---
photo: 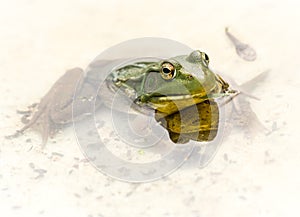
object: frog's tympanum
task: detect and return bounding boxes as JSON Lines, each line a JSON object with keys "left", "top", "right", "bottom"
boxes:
{"left": 13, "top": 50, "right": 240, "bottom": 145}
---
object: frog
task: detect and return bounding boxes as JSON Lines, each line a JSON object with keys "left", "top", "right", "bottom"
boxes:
{"left": 225, "top": 27, "right": 257, "bottom": 61}
{"left": 10, "top": 50, "right": 241, "bottom": 145}
{"left": 101, "top": 50, "right": 235, "bottom": 143}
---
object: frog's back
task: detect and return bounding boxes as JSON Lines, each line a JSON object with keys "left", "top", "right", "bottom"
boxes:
{"left": 111, "top": 62, "right": 155, "bottom": 82}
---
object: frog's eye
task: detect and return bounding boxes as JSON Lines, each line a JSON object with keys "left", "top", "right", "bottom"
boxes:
{"left": 160, "top": 62, "right": 176, "bottom": 80}
{"left": 201, "top": 52, "right": 210, "bottom": 67}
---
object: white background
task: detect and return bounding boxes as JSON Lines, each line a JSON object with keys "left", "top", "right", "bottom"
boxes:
{"left": 1, "top": 0, "right": 299, "bottom": 217}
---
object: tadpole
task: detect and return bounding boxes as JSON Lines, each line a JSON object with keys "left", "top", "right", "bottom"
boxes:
{"left": 225, "top": 27, "right": 257, "bottom": 61}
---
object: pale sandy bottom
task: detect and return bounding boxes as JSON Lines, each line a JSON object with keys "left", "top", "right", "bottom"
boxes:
{"left": 1, "top": 1, "right": 300, "bottom": 217}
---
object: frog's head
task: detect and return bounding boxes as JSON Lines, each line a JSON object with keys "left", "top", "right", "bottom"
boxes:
{"left": 136, "top": 50, "right": 224, "bottom": 114}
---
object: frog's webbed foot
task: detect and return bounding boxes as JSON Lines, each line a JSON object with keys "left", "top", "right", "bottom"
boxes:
{"left": 20, "top": 111, "right": 60, "bottom": 147}
{"left": 8, "top": 68, "right": 84, "bottom": 146}
{"left": 232, "top": 95, "right": 269, "bottom": 137}
{"left": 5, "top": 130, "right": 24, "bottom": 139}
{"left": 6, "top": 110, "right": 52, "bottom": 147}
{"left": 229, "top": 71, "right": 271, "bottom": 137}
{"left": 6, "top": 103, "right": 45, "bottom": 140}
{"left": 16, "top": 103, "right": 39, "bottom": 124}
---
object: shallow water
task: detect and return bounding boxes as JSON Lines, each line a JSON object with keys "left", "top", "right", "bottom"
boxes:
{"left": 1, "top": 1, "right": 299, "bottom": 217}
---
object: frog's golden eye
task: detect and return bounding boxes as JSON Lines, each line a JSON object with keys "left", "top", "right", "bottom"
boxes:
{"left": 160, "top": 62, "right": 176, "bottom": 80}
{"left": 201, "top": 52, "right": 210, "bottom": 66}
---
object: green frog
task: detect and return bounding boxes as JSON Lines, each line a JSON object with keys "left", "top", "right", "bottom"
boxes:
{"left": 11, "top": 50, "right": 237, "bottom": 145}
{"left": 102, "top": 50, "right": 236, "bottom": 143}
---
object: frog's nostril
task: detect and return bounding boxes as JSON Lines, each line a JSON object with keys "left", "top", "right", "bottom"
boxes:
{"left": 134, "top": 96, "right": 144, "bottom": 105}
{"left": 134, "top": 98, "right": 141, "bottom": 104}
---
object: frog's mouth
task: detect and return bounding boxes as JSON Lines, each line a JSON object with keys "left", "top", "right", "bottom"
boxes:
{"left": 134, "top": 90, "right": 234, "bottom": 113}
{"left": 134, "top": 92, "right": 212, "bottom": 112}
{"left": 136, "top": 91, "right": 210, "bottom": 104}
{"left": 148, "top": 94, "right": 201, "bottom": 102}
{"left": 134, "top": 93, "right": 211, "bottom": 115}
